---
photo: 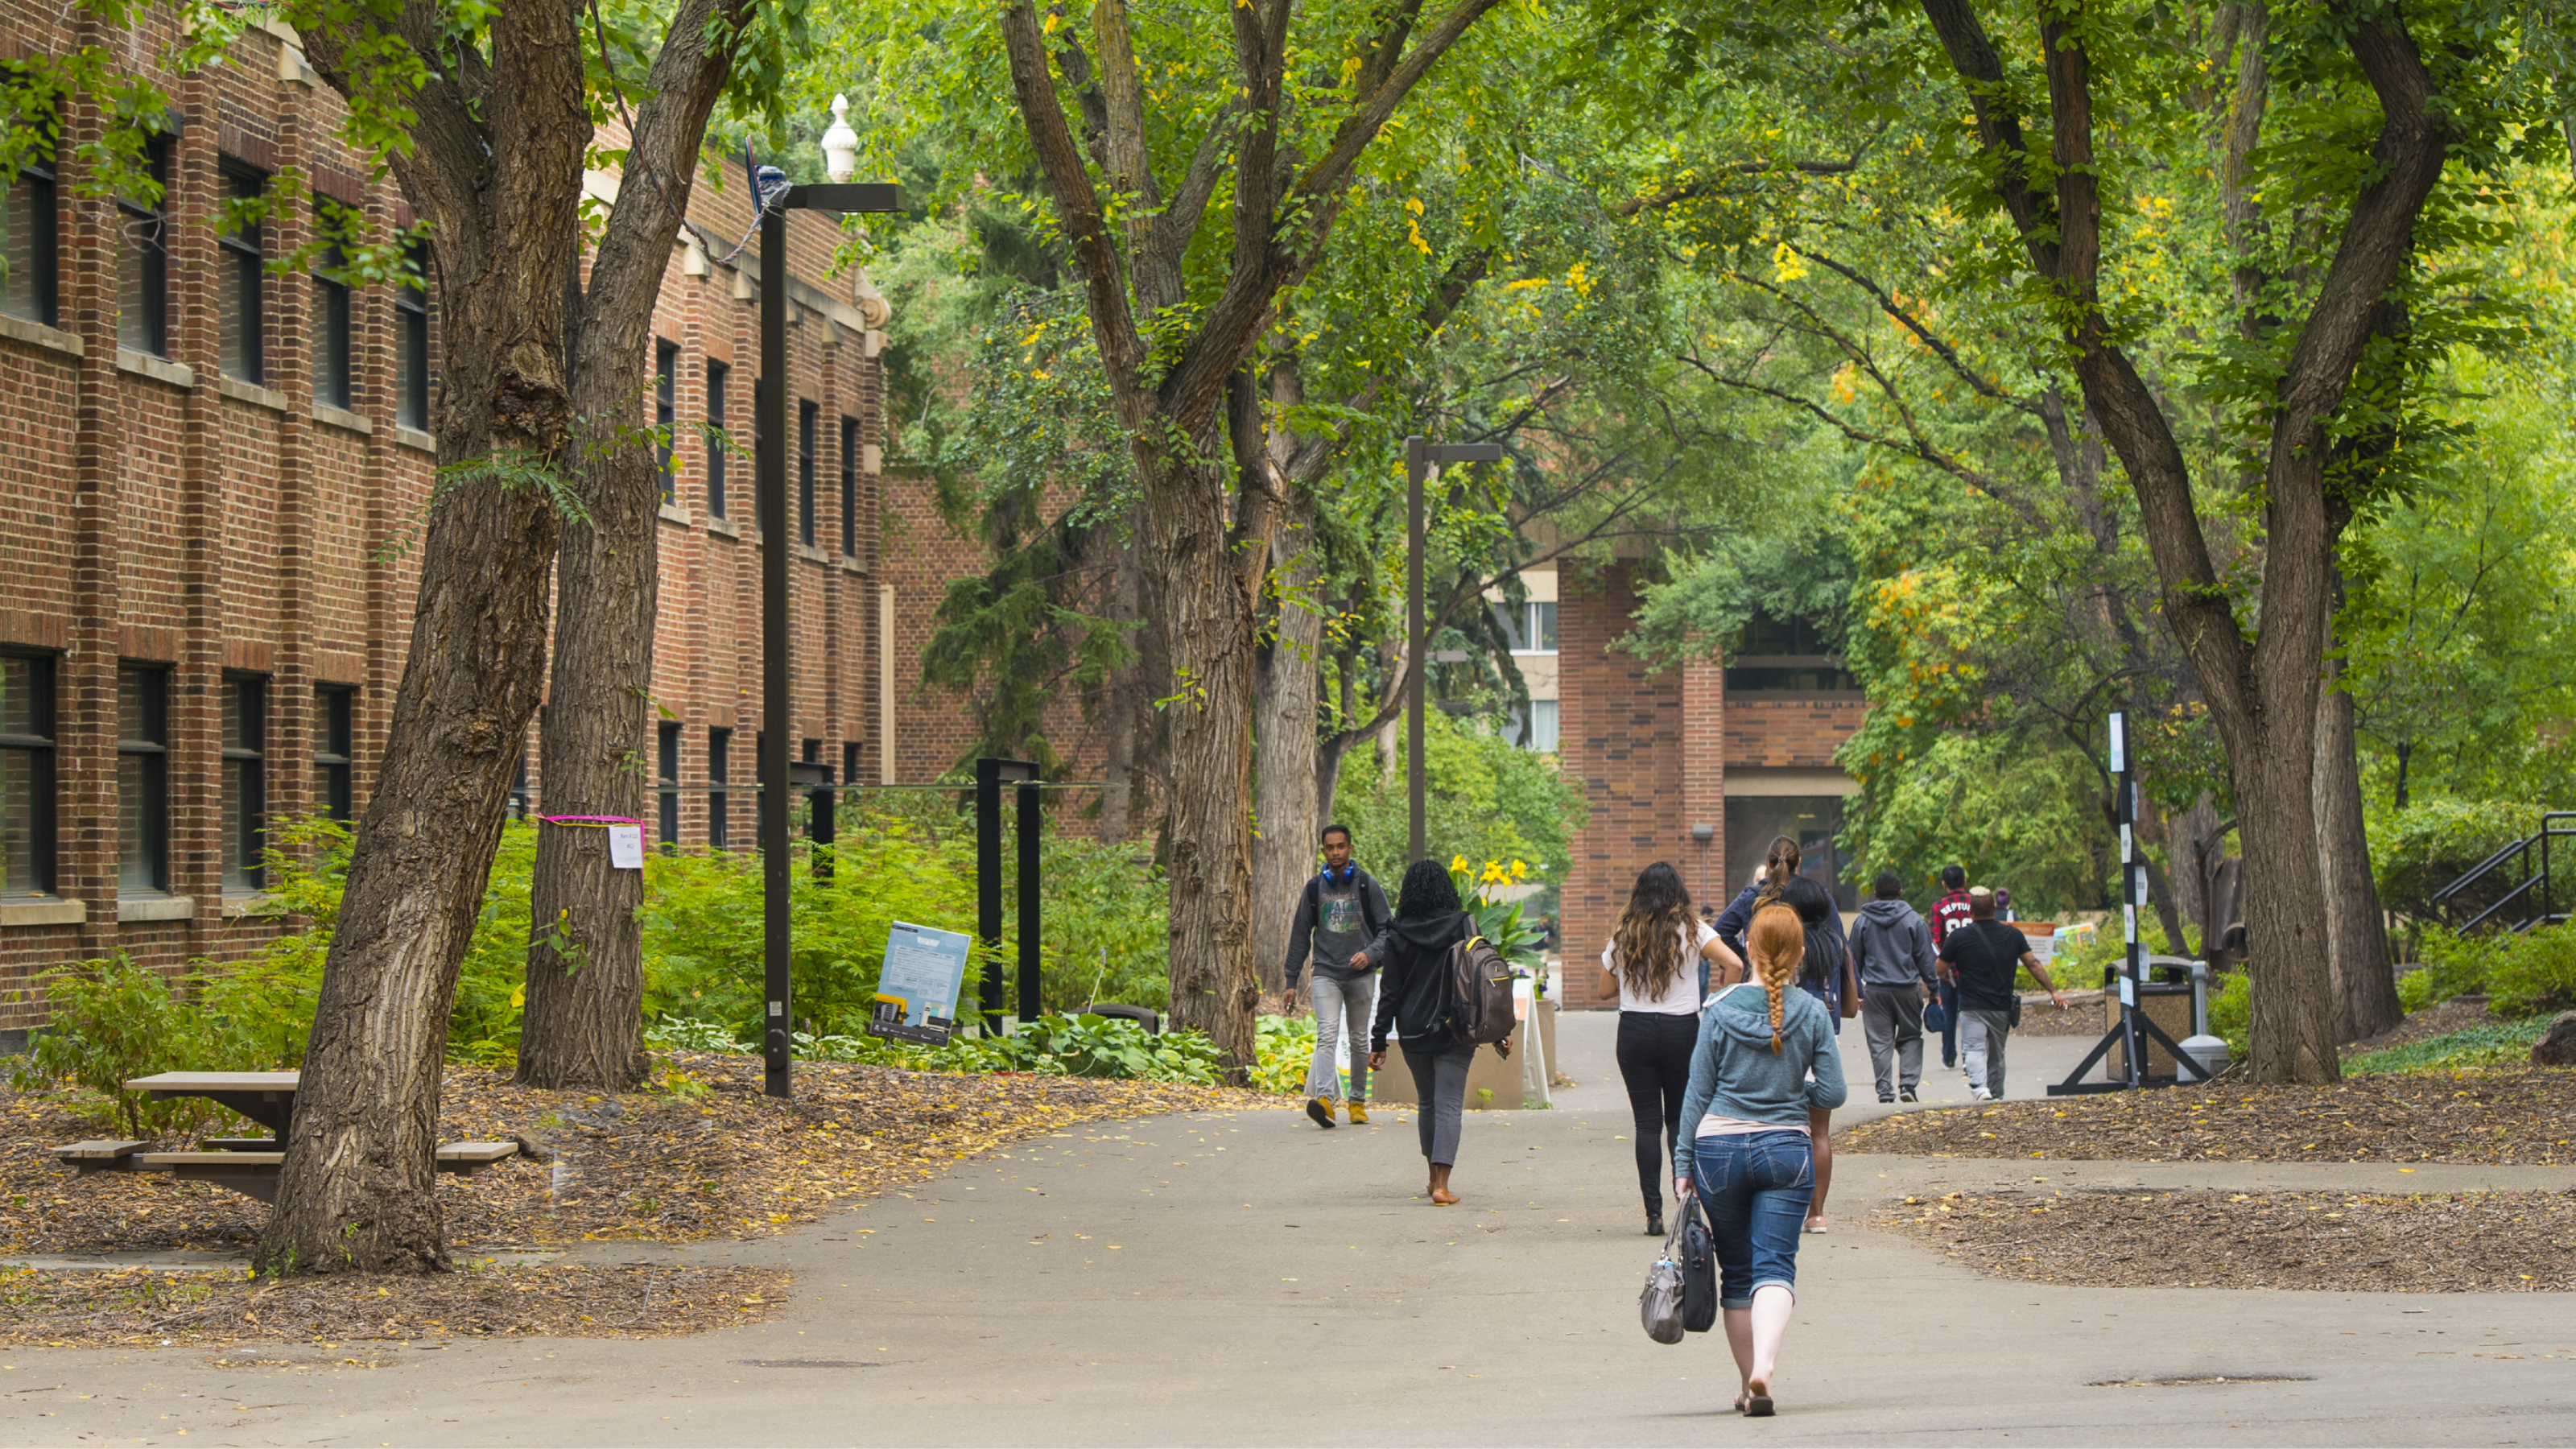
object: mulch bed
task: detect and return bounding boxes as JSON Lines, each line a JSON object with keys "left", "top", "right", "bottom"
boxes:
{"left": 2010, "top": 991, "right": 2115, "bottom": 1037}
{"left": 1875, "top": 1187, "right": 2576, "bottom": 1293}
{"left": 0, "top": 1262, "right": 793, "bottom": 1347}
{"left": 3, "top": 1052, "right": 1284, "bottom": 1259}
{"left": 1834, "top": 1067, "right": 2576, "bottom": 1164}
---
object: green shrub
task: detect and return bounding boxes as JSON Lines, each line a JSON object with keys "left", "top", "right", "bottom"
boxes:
{"left": 2347, "top": 1016, "right": 2557, "bottom": 1075}
{"left": 9, "top": 956, "right": 246, "bottom": 1137}
{"left": 2372, "top": 798, "right": 2540, "bottom": 926}
{"left": 1037, "top": 837, "right": 1169, "bottom": 1013}
{"left": 2208, "top": 969, "right": 2252, "bottom": 1061}
{"left": 2404, "top": 923, "right": 2576, "bottom": 1017}
{"left": 1253, "top": 1013, "right": 1317, "bottom": 1094}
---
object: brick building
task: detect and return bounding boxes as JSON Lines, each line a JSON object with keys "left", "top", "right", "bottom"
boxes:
{"left": 1550, "top": 559, "right": 1866, "bottom": 1010}
{"left": 0, "top": 11, "right": 1010, "bottom": 1040}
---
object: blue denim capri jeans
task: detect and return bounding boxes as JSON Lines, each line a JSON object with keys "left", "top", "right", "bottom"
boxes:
{"left": 1689, "top": 1130, "right": 1815, "bottom": 1309}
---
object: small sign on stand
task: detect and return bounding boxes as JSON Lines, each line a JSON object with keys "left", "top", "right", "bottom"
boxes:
{"left": 868, "top": 921, "right": 972, "bottom": 1046}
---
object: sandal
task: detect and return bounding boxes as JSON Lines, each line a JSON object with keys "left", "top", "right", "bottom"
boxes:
{"left": 1744, "top": 1377, "right": 1775, "bottom": 1418}
{"left": 1803, "top": 1216, "right": 1829, "bottom": 1234}
{"left": 1430, "top": 1187, "right": 1459, "bottom": 1206}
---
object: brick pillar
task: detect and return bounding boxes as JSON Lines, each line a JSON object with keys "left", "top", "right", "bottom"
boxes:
{"left": 64, "top": 76, "right": 122, "bottom": 958}
{"left": 171, "top": 72, "right": 225, "bottom": 955}
{"left": 1682, "top": 653, "right": 1726, "bottom": 917}
{"left": 1557, "top": 560, "right": 1683, "bottom": 1009}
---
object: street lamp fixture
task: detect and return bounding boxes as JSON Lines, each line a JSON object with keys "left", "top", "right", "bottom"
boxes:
{"left": 1402, "top": 436, "right": 1507, "bottom": 864}
{"left": 756, "top": 131, "right": 904, "bottom": 1100}
{"left": 820, "top": 95, "right": 859, "bottom": 185}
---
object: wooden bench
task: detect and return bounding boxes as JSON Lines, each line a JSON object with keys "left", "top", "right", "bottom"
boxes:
{"left": 52, "top": 1138, "right": 519, "bottom": 1204}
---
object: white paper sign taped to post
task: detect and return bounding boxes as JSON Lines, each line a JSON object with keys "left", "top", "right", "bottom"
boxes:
{"left": 868, "top": 921, "right": 973, "bottom": 1045}
{"left": 607, "top": 824, "right": 645, "bottom": 869}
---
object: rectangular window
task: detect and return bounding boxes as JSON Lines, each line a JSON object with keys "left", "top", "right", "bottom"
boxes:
{"left": 842, "top": 740, "right": 860, "bottom": 798}
{"left": 707, "top": 727, "right": 730, "bottom": 850}
{"left": 840, "top": 416, "right": 860, "bottom": 557}
{"left": 117, "top": 664, "right": 169, "bottom": 893}
{"left": 705, "top": 361, "right": 729, "bottom": 519}
{"left": 394, "top": 241, "right": 430, "bottom": 428}
{"left": 657, "top": 720, "right": 680, "bottom": 848}
{"left": 1530, "top": 601, "right": 1558, "bottom": 652}
{"left": 117, "top": 135, "right": 171, "bottom": 356}
{"left": 1494, "top": 601, "right": 1558, "bottom": 654}
{"left": 314, "top": 685, "right": 353, "bottom": 824}
{"left": 3, "top": 146, "right": 59, "bottom": 326}
{"left": 1724, "top": 795, "right": 1853, "bottom": 911}
{"left": 655, "top": 340, "right": 679, "bottom": 506}
{"left": 798, "top": 398, "right": 818, "bottom": 547}
{"left": 311, "top": 204, "right": 353, "bottom": 407}
{"left": 217, "top": 166, "right": 264, "bottom": 383}
{"left": 221, "top": 676, "right": 267, "bottom": 891}
{"left": 0, "top": 652, "right": 56, "bottom": 895}
{"left": 1724, "top": 611, "right": 1858, "bottom": 693}
{"left": 1509, "top": 699, "right": 1560, "bottom": 753}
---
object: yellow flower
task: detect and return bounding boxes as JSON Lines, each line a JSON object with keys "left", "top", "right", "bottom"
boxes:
{"left": 1509, "top": 859, "right": 1528, "bottom": 879}
{"left": 1451, "top": 854, "right": 1468, "bottom": 873}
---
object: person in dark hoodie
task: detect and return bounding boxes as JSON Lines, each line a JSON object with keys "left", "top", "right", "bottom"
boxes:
{"left": 1674, "top": 902, "right": 1847, "bottom": 1417}
{"left": 1364, "top": 859, "right": 1508, "bottom": 1207}
{"left": 1775, "top": 873, "right": 1852, "bottom": 1232}
{"left": 1852, "top": 871, "right": 1938, "bottom": 1104}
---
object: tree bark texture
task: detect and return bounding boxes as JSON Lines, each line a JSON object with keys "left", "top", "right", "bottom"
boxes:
{"left": 995, "top": 0, "right": 1499, "bottom": 1075}
{"left": 1096, "top": 512, "right": 1143, "bottom": 845}
{"left": 520, "top": 0, "right": 753, "bottom": 1092}
{"left": 1919, "top": 0, "right": 2450, "bottom": 1082}
{"left": 258, "top": 0, "right": 591, "bottom": 1274}
{"left": 1251, "top": 484, "right": 1323, "bottom": 998}
{"left": 2318, "top": 600, "right": 2400, "bottom": 1041}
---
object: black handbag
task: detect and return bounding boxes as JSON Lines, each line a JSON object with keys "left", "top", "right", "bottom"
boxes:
{"left": 2008, "top": 993, "right": 2024, "bottom": 1029}
{"left": 1678, "top": 1196, "right": 1718, "bottom": 1333}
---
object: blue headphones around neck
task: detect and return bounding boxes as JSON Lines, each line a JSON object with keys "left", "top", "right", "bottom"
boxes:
{"left": 1321, "top": 861, "right": 1356, "bottom": 886}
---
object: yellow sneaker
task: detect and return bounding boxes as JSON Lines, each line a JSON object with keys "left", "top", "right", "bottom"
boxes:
{"left": 1346, "top": 1100, "right": 1369, "bottom": 1125}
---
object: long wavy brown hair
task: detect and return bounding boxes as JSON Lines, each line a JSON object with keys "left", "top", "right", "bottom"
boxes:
{"left": 1609, "top": 862, "right": 1694, "bottom": 1001}
{"left": 1745, "top": 903, "right": 1806, "bottom": 1055}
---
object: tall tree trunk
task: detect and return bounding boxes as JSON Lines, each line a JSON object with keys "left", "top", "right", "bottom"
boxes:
{"left": 2318, "top": 589, "right": 2400, "bottom": 1041}
{"left": 519, "top": 9, "right": 750, "bottom": 1090}
{"left": 1251, "top": 485, "right": 1323, "bottom": 998}
{"left": 1098, "top": 512, "right": 1142, "bottom": 844}
{"left": 258, "top": 0, "right": 591, "bottom": 1275}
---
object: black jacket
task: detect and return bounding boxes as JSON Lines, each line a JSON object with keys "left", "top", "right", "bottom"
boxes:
{"left": 1366, "top": 909, "right": 1475, "bottom": 1051}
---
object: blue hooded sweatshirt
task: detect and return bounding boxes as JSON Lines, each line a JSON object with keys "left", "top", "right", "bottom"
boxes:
{"left": 1674, "top": 981, "right": 1847, "bottom": 1137}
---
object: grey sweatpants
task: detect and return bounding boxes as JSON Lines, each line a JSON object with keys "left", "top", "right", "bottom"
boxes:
{"left": 1861, "top": 986, "right": 1926, "bottom": 1100}
{"left": 1404, "top": 1041, "right": 1476, "bottom": 1166}
{"left": 1305, "top": 974, "right": 1375, "bottom": 1102}
{"left": 1960, "top": 1008, "right": 2011, "bottom": 1098}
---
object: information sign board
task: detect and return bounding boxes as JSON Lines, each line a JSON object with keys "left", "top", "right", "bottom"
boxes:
{"left": 867, "top": 921, "right": 973, "bottom": 1045}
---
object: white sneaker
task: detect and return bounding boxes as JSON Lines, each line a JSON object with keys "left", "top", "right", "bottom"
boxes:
{"left": 1971, "top": 1088, "right": 1994, "bottom": 1102}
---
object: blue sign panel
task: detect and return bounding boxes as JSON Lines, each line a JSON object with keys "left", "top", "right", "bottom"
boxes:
{"left": 869, "top": 921, "right": 973, "bottom": 1045}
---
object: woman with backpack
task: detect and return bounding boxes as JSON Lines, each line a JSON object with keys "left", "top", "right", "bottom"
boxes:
{"left": 1776, "top": 873, "right": 1856, "bottom": 1233}
{"left": 1365, "top": 859, "right": 1509, "bottom": 1206}
{"left": 1674, "top": 902, "right": 1847, "bottom": 1417}
{"left": 1599, "top": 862, "right": 1743, "bottom": 1236}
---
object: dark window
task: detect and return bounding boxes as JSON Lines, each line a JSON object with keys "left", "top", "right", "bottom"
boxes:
{"left": 394, "top": 241, "right": 430, "bottom": 428}
{"left": 842, "top": 740, "right": 861, "bottom": 795}
{"left": 1724, "top": 795, "right": 1853, "bottom": 911}
{"left": 656, "top": 720, "right": 680, "bottom": 848}
{"left": 798, "top": 398, "right": 818, "bottom": 547}
{"left": 840, "top": 416, "right": 859, "bottom": 557}
{"left": 1725, "top": 610, "right": 1858, "bottom": 693}
{"left": 221, "top": 676, "right": 267, "bottom": 891}
{"left": 117, "top": 664, "right": 169, "bottom": 893}
{"left": 507, "top": 750, "right": 530, "bottom": 819}
{"left": 705, "top": 361, "right": 729, "bottom": 518}
{"left": 655, "top": 340, "right": 679, "bottom": 506}
{"left": 3, "top": 142, "right": 59, "bottom": 326}
{"left": 218, "top": 165, "right": 264, "bottom": 383}
{"left": 314, "top": 685, "right": 354, "bottom": 824}
{"left": 707, "top": 727, "right": 730, "bottom": 849}
{"left": 0, "top": 651, "right": 56, "bottom": 894}
{"left": 117, "top": 134, "right": 171, "bottom": 356}
{"left": 312, "top": 204, "right": 353, "bottom": 407}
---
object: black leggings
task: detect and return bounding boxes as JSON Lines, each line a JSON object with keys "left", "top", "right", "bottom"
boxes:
{"left": 1616, "top": 1011, "right": 1699, "bottom": 1220}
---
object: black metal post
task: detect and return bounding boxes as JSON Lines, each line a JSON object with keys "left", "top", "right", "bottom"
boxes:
{"left": 2116, "top": 745, "right": 2145, "bottom": 1088}
{"left": 1018, "top": 779, "right": 1042, "bottom": 1022}
{"left": 1405, "top": 436, "right": 1426, "bottom": 863}
{"left": 976, "top": 758, "right": 1005, "bottom": 1035}
{"left": 751, "top": 172, "right": 906, "bottom": 1098}
{"left": 759, "top": 199, "right": 791, "bottom": 1099}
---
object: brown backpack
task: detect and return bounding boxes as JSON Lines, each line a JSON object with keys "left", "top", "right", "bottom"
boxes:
{"left": 1440, "top": 935, "right": 1519, "bottom": 1046}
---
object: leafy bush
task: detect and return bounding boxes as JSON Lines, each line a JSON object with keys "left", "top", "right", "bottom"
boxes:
{"left": 659, "top": 1011, "right": 1227, "bottom": 1084}
{"left": 1333, "top": 711, "right": 1587, "bottom": 890}
{"left": 2208, "top": 969, "right": 2252, "bottom": 1061}
{"left": 1253, "top": 1013, "right": 1318, "bottom": 1094}
{"left": 1036, "top": 836, "right": 1169, "bottom": 1013}
{"left": 2346, "top": 1016, "right": 2558, "bottom": 1075}
{"left": 2401, "top": 923, "right": 2576, "bottom": 1017}
{"left": 2372, "top": 798, "right": 2541, "bottom": 927}
{"left": 9, "top": 956, "right": 249, "bottom": 1137}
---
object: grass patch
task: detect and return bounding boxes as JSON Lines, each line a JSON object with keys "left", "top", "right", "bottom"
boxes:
{"left": 2345, "top": 1016, "right": 2555, "bottom": 1075}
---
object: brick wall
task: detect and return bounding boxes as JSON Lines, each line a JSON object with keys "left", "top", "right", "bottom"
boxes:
{"left": 1722, "top": 696, "right": 1867, "bottom": 769}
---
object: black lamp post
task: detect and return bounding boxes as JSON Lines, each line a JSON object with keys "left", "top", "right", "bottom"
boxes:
{"left": 756, "top": 132, "right": 902, "bottom": 1100}
{"left": 1402, "top": 436, "right": 1506, "bottom": 863}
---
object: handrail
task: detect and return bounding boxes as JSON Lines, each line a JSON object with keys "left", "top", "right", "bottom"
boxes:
{"left": 2430, "top": 811, "right": 2576, "bottom": 935}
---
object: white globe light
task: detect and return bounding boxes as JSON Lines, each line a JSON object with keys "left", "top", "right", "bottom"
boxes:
{"left": 821, "top": 93, "right": 859, "bottom": 185}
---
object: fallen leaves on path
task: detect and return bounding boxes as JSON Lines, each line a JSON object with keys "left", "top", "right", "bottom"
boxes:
{"left": 1835, "top": 1067, "right": 2576, "bottom": 1164}
{"left": 2, "top": 1053, "right": 1287, "bottom": 1258}
{"left": 0, "top": 1262, "right": 791, "bottom": 1347}
{"left": 1876, "top": 1187, "right": 2576, "bottom": 1294}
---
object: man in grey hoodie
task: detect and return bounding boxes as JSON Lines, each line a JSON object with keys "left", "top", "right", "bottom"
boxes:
{"left": 1852, "top": 872, "right": 1938, "bottom": 1104}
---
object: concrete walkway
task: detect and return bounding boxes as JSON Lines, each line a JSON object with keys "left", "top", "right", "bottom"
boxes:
{"left": 8, "top": 1012, "right": 2571, "bottom": 1447}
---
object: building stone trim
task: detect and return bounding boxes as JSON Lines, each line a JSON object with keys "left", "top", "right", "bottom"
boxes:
{"left": 0, "top": 898, "right": 86, "bottom": 929}
{"left": 312, "top": 402, "right": 374, "bottom": 436}
{"left": 118, "top": 896, "right": 196, "bottom": 923}
{"left": 217, "top": 374, "right": 288, "bottom": 411}
{"left": 658, "top": 502, "right": 693, "bottom": 526}
{"left": 115, "top": 349, "right": 196, "bottom": 389}
{"left": 394, "top": 425, "right": 436, "bottom": 453}
{"left": 0, "top": 312, "right": 83, "bottom": 357}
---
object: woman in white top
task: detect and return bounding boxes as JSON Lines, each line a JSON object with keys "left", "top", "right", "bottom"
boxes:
{"left": 1600, "top": 861, "right": 1743, "bottom": 1235}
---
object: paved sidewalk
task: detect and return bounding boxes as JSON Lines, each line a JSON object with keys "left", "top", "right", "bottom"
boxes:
{"left": 9, "top": 1012, "right": 2571, "bottom": 1446}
